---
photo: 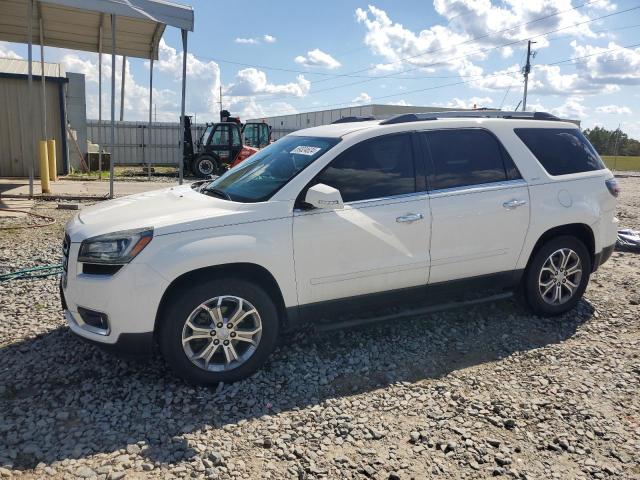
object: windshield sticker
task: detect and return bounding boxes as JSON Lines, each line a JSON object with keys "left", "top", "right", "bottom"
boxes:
{"left": 290, "top": 145, "right": 321, "bottom": 156}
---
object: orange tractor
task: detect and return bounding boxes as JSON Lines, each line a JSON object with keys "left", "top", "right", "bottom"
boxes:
{"left": 183, "top": 110, "right": 271, "bottom": 178}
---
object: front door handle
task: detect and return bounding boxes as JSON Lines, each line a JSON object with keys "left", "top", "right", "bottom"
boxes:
{"left": 396, "top": 213, "right": 424, "bottom": 223}
{"left": 503, "top": 199, "right": 527, "bottom": 210}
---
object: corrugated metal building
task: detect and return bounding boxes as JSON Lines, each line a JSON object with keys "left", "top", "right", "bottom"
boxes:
{"left": 0, "top": 58, "right": 69, "bottom": 177}
{"left": 247, "top": 104, "right": 483, "bottom": 140}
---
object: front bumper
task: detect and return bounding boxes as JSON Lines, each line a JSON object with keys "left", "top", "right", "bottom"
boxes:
{"left": 60, "top": 242, "right": 168, "bottom": 352}
{"left": 61, "top": 283, "right": 154, "bottom": 355}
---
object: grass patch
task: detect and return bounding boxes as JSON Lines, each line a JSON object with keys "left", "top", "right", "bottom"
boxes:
{"left": 64, "top": 165, "right": 179, "bottom": 181}
{"left": 602, "top": 155, "right": 640, "bottom": 172}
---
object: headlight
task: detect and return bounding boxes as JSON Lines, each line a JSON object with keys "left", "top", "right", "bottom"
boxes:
{"left": 78, "top": 228, "right": 153, "bottom": 264}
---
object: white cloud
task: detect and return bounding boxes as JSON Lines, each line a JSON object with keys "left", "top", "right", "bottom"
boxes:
{"left": 0, "top": 41, "right": 21, "bottom": 59}
{"left": 446, "top": 96, "right": 494, "bottom": 109}
{"left": 55, "top": 39, "right": 220, "bottom": 122}
{"left": 596, "top": 104, "right": 632, "bottom": 114}
{"left": 263, "top": 34, "right": 277, "bottom": 43}
{"left": 433, "top": 0, "right": 615, "bottom": 48}
{"left": 226, "top": 68, "right": 310, "bottom": 97}
{"left": 235, "top": 37, "right": 259, "bottom": 45}
{"left": 386, "top": 99, "right": 410, "bottom": 106}
{"left": 467, "top": 41, "right": 640, "bottom": 96}
{"left": 571, "top": 41, "right": 640, "bottom": 86}
{"left": 352, "top": 92, "right": 372, "bottom": 104}
{"left": 294, "top": 49, "right": 341, "bottom": 69}
{"left": 228, "top": 98, "right": 297, "bottom": 119}
{"left": 550, "top": 96, "right": 587, "bottom": 119}
{"left": 354, "top": 2, "right": 616, "bottom": 77}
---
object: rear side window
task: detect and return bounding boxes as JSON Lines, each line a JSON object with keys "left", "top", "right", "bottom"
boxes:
{"left": 423, "top": 129, "right": 514, "bottom": 190}
{"left": 514, "top": 128, "right": 605, "bottom": 176}
{"left": 315, "top": 133, "right": 416, "bottom": 202}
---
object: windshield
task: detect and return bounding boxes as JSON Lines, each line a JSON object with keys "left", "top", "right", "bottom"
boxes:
{"left": 204, "top": 136, "right": 340, "bottom": 202}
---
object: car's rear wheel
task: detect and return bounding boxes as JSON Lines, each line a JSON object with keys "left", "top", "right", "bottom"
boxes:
{"left": 159, "top": 278, "right": 279, "bottom": 385}
{"left": 522, "top": 236, "right": 591, "bottom": 316}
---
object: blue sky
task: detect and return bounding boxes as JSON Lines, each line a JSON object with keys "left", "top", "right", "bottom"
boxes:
{"left": 2, "top": 0, "right": 639, "bottom": 136}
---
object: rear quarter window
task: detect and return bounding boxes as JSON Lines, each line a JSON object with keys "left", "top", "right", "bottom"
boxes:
{"left": 514, "top": 128, "right": 605, "bottom": 176}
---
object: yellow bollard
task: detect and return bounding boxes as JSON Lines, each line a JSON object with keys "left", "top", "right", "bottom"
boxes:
{"left": 47, "top": 139, "right": 57, "bottom": 181}
{"left": 39, "top": 140, "right": 51, "bottom": 194}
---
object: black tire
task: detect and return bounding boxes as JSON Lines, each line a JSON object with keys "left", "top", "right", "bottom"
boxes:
{"left": 159, "top": 278, "right": 280, "bottom": 385}
{"left": 193, "top": 155, "right": 219, "bottom": 178}
{"left": 522, "top": 235, "right": 591, "bottom": 317}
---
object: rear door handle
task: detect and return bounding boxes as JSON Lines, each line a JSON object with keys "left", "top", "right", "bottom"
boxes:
{"left": 396, "top": 213, "right": 424, "bottom": 223}
{"left": 503, "top": 199, "right": 527, "bottom": 210}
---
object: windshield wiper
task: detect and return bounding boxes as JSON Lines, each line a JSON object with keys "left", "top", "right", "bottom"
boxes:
{"left": 204, "top": 188, "right": 232, "bottom": 201}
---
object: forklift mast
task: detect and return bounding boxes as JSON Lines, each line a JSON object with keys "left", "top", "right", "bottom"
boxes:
{"left": 183, "top": 115, "right": 194, "bottom": 158}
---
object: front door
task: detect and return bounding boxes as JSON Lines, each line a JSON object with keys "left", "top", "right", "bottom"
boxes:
{"left": 293, "top": 133, "right": 431, "bottom": 306}
{"left": 419, "top": 128, "right": 530, "bottom": 284}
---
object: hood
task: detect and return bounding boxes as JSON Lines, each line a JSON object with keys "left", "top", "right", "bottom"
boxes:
{"left": 65, "top": 185, "right": 280, "bottom": 242}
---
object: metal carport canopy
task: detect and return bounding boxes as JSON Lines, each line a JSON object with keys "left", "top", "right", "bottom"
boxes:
{"left": 0, "top": 0, "right": 193, "bottom": 197}
{"left": 0, "top": 0, "right": 194, "bottom": 59}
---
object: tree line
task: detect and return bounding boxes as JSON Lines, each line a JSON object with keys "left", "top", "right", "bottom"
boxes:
{"left": 583, "top": 126, "right": 640, "bottom": 157}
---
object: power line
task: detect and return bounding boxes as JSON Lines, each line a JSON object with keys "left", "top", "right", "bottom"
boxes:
{"left": 303, "top": 5, "right": 640, "bottom": 94}
{"left": 233, "top": 6, "right": 639, "bottom": 106}
{"left": 310, "top": 0, "right": 609, "bottom": 85}
{"left": 253, "top": 40, "right": 640, "bottom": 118}
{"left": 193, "top": 0, "right": 610, "bottom": 87}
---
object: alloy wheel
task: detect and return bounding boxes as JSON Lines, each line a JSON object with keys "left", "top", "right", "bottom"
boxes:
{"left": 181, "top": 296, "right": 262, "bottom": 372}
{"left": 538, "top": 248, "right": 583, "bottom": 305}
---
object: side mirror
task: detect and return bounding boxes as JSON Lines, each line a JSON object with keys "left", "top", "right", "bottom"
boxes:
{"left": 305, "top": 183, "right": 344, "bottom": 210}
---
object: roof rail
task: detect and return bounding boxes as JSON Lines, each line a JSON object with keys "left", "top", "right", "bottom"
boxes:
{"left": 379, "top": 110, "right": 560, "bottom": 125}
{"left": 331, "top": 116, "right": 376, "bottom": 124}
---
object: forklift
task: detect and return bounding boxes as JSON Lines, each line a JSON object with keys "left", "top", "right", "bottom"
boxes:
{"left": 183, "top": 111, "right": 271, "bottom": 178}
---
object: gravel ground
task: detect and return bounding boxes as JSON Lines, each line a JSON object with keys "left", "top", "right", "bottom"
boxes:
{"left": 0, "top": 178, "right": 639, "bottom": 480}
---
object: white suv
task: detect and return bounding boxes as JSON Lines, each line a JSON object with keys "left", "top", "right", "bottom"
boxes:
{"left": 61, "top": 111, "right": 619, "bottom": 384}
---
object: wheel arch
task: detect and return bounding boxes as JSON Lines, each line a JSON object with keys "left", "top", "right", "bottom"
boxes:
{"left": 154, "top": 263, "right": 290, "bottom": 339}
{"left": 525, "top": 223, "right": 596, "bottom": 272}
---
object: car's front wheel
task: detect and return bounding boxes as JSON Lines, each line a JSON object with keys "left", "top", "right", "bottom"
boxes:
{"left": 159, "top": 278, "right": 279, "bottom": 385}
{"left": 522, "top": 235, "right": 591, "bottom": 316}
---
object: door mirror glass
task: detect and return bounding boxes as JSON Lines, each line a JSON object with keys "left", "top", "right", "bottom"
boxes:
{"left": 305, "top": 183, "right": 344, "bottom": 210}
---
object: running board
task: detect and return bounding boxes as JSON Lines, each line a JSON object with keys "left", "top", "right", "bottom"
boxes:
{"left": 316, "top": 292, "right": 514, "bottom": 331}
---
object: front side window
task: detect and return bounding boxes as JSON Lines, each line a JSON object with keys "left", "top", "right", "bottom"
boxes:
{"left": 423, "top": 129, "right": 509, "bottom": 190}
{"left": 231, "top": 126, "right": 241, "bottom": 147}
{"left": 205, "top": 136, "right": 340, "bottom": 202}
{"left": 211, "top": 125, "right": 229, "bottom": 145}
{"left": 315, "top": 134, "right": 416, "bottom": 203}
{"left": 514, "top": 128, "right": 605, "bottom": 176}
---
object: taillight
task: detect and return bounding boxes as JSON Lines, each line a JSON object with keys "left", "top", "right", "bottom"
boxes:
{"left": 605, "top": 178, "right": 620, "bottom": 197}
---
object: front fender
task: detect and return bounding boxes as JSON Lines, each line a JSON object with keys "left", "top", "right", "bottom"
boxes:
{"left": 142, "top": 217, "right": 297, "bottom": 307}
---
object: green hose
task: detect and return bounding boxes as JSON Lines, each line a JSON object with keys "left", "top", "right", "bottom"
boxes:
{"left": 0, "top": 264, "right": 63, "bottom": 283}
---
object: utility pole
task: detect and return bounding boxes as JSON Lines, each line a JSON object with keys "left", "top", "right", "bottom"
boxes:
{"left": 219, "top": 85, "right": 223, "bottom": 112}
{"left": 522, "top": 40, "right": 536, "bottom": 112}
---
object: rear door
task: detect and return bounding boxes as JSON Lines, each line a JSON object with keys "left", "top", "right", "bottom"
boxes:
{"left": 420, "top": 128, "right": 530, "bottom": 284}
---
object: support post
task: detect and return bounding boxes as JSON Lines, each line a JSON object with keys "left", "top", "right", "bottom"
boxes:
{"left": 27, "top": 0, "right": 34, "bottom": 197}
{"left": 179, "top": 29, "right": 188, "bottom": 185}
{"left": 39, "top": 17, "right": 47, "bottom": 141}
{"left": 98, "top": 21, "right": 103, "bottom": 177}
{"left": 110, "top": 14, "right": 116, "bottom": 198}
{"left": 148, "top": 57, "right": 154, "bottom": 181}
{"left": 120, "top": 55, "right": 126, "bottom": 121}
